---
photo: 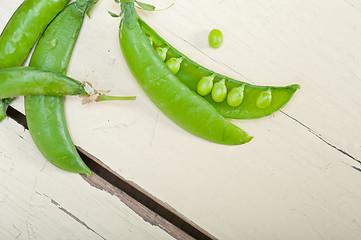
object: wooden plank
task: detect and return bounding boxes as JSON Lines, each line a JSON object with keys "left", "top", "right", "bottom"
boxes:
{"left": 2, "top": 0, "right": 361, "bottom": 239}
{"left": 0, "top": 118, "right": 178, "bottom": 239}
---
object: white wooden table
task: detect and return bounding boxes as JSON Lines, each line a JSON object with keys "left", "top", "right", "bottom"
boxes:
{"left": 1, "top": 0, "right": 361, "bottom": 239}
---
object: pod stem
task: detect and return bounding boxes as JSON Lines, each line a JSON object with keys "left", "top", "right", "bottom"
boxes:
{"left": 76, "top": 0, "right": 99, "bottom": 16}
{"left": 80, "top": 83, "right": 136, "bottom": 104}
{"left": 98, "top": 94, "right": 136, "bottom": 101}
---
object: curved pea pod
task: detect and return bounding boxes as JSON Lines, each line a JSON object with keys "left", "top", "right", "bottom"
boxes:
{"left": 119, "top": 1, "right": 252, "bottom": 145}
{"left": 138, "top": 18, "right": 300, "bottom": 119}
{"left": 0, "top": 0, "right": 71, "bottom": 68}
{"left": 0, "top": 0, "right": 71, "bottom": 120}
{"left": 24, "top": 1, "right": 95, "bottom": 177}
{"left": 0, "top": 67, "right": 89, "bottom": 99}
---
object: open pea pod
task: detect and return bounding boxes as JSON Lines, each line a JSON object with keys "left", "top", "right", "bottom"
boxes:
{"left": 138, "top": 18, "right": 300, "bottom": 119}
{"left": 119, "top": 0, "right": 252, "bottom": 145}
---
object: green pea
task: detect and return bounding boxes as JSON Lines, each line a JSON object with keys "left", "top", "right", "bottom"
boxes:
{"left": 208, "top": 29, "right": 223, "bottom": 48}
{"left": 211, "top": 79, "right": 227, "bottom": 102}
{"left": 196, "top": 74, "right": 216, "bottom": 96}
{"left": 156, "top": 47, "right": 168, "bottom": 61}
{"left": 166, "top": 57, "right": 183, "bottom": 74}
{"left": 227, "top": 84, "right": 245, "bottom": 107}
{"left": 147, "top": 35, "right": 153, "bottom": 45}
{"left": 256, "top": 88, "right": 272, "bottom": 109}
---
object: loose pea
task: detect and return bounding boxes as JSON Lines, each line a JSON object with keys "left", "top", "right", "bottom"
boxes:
{"left": 156, "top": 47, "right": 168, "bottom": 61}
{"left": 227, "top": 84, "right": 245, "bottom": 107}
{"left": 208, "top": 29, "right": 223, "bottom": 48}
{"left": 256, "top": 88, "right": 272, "bottom": 109}
{"left": 212, "top": 79, "right": 227, "bottom": 102}
{"left": 197, "top": 74, "right": 215, "bottom": 96}
{"left": 166, "top": 57, "right": 183, "bottom": 74}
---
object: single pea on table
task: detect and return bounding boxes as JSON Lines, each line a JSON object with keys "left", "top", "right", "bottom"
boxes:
{"left": 209, "top": 29, "right": 223, "bottom": 48}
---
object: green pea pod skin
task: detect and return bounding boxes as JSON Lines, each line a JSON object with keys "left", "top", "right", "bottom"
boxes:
{"left": 138, "top": 18, "right": 300, "bottom": 119}
{"left": 26, "top": 96, "right": 91, "bottom": 175}
{"left": 0, "top": 67, "right": 87, "bottom": 99}
{"left": 0, "top": 0, "right": 71, "bottom": 68}
{"left": 0, "top": 0, "right": 71, "bottom": 121}
{"left": 0, "top": 98, "right": 14, "bottom": 122}
{"left": 119, "top": 1, "right": 252, "bottom": 145}
{"left": 25, "top": 2, "right": 94, "bottom": 176}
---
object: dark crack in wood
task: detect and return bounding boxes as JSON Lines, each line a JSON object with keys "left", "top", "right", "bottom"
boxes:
{"left": 81, "top": 171, "right": 196, "bottom": 240}
{"left": 352, "top": 166, "right": 361, "bottom": 173}
{"left": 6, "top": 106, "right": 216, "bottom": 240}
{"left": 282, "top": 111, "right": 361, "bottom": 169}
{"left": 78, "top": 147, "right": 216, "bottom": 240}
{"left": 50, "top": 198, "right": 107, "bottom": 240}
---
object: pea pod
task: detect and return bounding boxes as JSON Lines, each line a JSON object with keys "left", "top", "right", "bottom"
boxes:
{"left": 138, "top": 18, "right": 300, "bottom": 119}
{"left": 0, "top": 0, "right": 71, "bottom": 120}
{"left": 0, "top": 67, "right": 89, "bottom": 99}
{"left": 24, "top": 1, "right": 95, "bottom": 176}
{"left": 119, "top": 0, "right": 252, "bottom": 145}
{"left": 0, "top": 98, "right": 14, "bottom": 121}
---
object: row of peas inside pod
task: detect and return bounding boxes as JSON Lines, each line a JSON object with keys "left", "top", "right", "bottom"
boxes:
{"left": 153, "top": 44, "right": 272, "bottom": 109}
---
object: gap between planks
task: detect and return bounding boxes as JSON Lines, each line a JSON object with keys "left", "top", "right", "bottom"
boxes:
{"left": 6, "top": 106, "right": 216, "bottom": 240}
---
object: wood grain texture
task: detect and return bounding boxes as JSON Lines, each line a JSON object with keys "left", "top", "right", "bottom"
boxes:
{"left": 0, "top": 119, "right": 177, "bottom": 239}
{"left": 1, "top": 0, "right": 361, "bottom": 239}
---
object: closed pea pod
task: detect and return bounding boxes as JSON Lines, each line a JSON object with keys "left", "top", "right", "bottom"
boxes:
{"left": 0, "top": 0, "right": 70, "bottom": 68}
{"left": 138, "top": 18, "right": 300, "bottom": 120}
{"left": 0, "top": 67, "right": 89, "bottom": 99}
{"left": 0, "top": 67, "right": 123, "bottom": 100}
{"left": 25, "top": 1, "right": 92, "bottom": 176}
{"left": 24, "top": 0, "right": 132, "bottom": 176}
{"left": 0, "top": 0, "right": 71, "bottom": 121}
